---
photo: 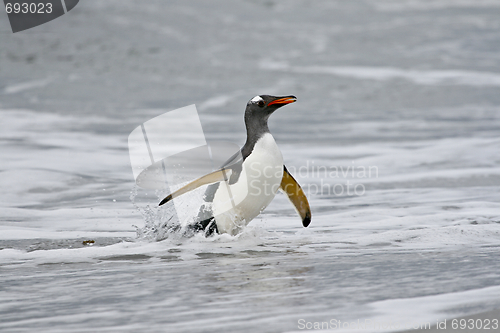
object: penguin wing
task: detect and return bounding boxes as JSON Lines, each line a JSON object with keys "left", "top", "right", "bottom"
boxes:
{"left": 279, "top": 165, "right": 311, "bottom": 227}
{"left": 158, "top": 168, "right": 233, "bottom": 206}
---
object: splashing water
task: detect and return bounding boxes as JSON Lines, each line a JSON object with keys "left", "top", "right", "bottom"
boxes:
{"left": 130, "top": 185, "right": 174, "bottom": 241}
{"left": 130, "top": 184, "right": 214, "bottom": 241}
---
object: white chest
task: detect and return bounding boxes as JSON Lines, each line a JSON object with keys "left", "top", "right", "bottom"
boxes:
{"left": 213, "top": 133, "right": 284, "bottom": 234}
{"left": 245, "top": 133, "right": 284, "bottom": 177}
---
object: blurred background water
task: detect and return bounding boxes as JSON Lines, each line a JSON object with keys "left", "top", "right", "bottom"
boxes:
{"left": 1, "top": 1, "right": 500, "bottom": 332}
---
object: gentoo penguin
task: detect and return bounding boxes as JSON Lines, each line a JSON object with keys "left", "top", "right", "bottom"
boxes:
{"left": 159, "top": 95, "right": 311, "bottom": 236}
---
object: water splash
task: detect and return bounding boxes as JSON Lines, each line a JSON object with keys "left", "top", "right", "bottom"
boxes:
{"left": 130, "top": 185, "right": 209, "bottom": 241}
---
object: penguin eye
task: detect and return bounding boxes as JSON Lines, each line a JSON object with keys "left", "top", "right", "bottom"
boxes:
{"left": 250, "top": 96, "right": 265, "bottom": 107}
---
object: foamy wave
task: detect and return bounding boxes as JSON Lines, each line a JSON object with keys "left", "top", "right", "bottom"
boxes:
{"left": 260, "top": 61, "right": 500, "bottom": 86}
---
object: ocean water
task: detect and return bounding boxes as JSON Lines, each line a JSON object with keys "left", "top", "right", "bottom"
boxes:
{"left": 1, "top": 1, "right": 500, "bottom": 332}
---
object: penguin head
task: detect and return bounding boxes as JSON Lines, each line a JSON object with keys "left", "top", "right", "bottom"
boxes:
{"left": 245, "top": 95, "right": 297, "bottom": 121}
{"left": 244, "top": 95, "right": 297, "bottom": 138}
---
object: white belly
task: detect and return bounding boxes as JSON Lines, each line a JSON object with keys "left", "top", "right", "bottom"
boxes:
{"left": 212, "top": 133, "right": 283, "bottom": 235}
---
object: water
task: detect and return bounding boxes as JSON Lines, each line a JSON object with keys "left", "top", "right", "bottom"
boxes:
{"left": 1, "top": 1, "right": 500, "bottom": 332}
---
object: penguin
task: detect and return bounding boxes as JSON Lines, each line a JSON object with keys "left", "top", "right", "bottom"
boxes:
{"left": 159, "top": 95, "right": 311, "bottom": 236}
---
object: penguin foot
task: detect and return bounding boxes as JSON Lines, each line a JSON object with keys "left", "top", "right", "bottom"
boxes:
{"left": 186, "top": 217, "right": 219, "bottom": 237}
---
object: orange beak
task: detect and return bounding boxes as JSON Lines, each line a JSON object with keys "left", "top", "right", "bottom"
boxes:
{"left": 267, "top": 96, "right": 297, "bottom": 107}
